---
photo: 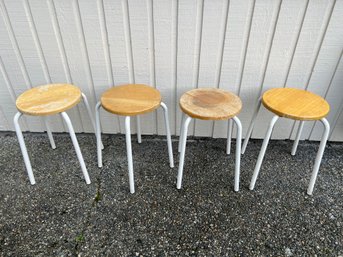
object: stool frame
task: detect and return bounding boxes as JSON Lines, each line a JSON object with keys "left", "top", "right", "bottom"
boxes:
{"left": 13, "top": 93, "right": 96, "bottom": 185}
{"left": 95, "top": 101, "right": 174, "bottom": 194}
{"left": 177, "top": 113, "right": 242, "bottom": 192}
{"left": 242, "top": 97, "right": 330, "bottom": 195}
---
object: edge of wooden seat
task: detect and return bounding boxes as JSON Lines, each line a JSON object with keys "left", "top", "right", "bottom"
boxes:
{"left": 262, "top": 88, "right": 330, "bottom": 121}
{"left": 179, "top": 88, "right": 242, "bottom": 120}
{"left": 16, "top": 84, "right": 82, "bottom": 116}
{"left": 100, "top": 84, "right": 162, "bottom": 116}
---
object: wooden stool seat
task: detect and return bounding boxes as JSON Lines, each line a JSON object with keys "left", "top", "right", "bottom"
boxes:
{"left": 262, "top": 88, "right": 330, "bottom": 120}
{"left": 16, "top": 84, "right": 81, "bottom": 116}
{"left": 179, "top": 88, "right": 242, "bottom": 120}
{"left": 101, "top": 84, "right": 161, "bottom": 116}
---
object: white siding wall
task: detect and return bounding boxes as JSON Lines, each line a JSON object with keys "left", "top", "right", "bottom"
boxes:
{"left": 0, "top": 0, "right": 342, "bottom": 141}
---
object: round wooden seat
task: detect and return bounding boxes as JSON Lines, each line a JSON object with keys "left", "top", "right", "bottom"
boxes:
{"left": 262, "top": 88, "right": 330, "bottom": 121}
{"left": 16, "top": 84, "right": 81, "bottom": 116}
{"left": 101, "top": 84, "right": 161, "bottom": 116}
{"left": 179, "top": 88, "right": 242, "bottom": 120}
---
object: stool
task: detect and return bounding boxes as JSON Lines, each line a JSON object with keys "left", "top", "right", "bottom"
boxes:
{"left": 95, "top": 84, "right": 174, "bottom": 194}
{"left": 14, "top": 83, "right": 98, "bottom": 185}
{"left": 177, "top": 88, "right": 243, "bottom": 191}
{"left": 242, "top": 88, "right": 330, "bottom": 195}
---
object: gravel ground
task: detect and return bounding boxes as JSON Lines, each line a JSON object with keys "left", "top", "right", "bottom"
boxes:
{"left": 0, "top": 132, "right": 342, "bottom": 256}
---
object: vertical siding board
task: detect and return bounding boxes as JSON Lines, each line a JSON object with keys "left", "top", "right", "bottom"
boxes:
{"left": 103, "top": 0, "right": 129, "bottom": 133}
{"left": 280, "top": 0, "right": 335, "bottom": 140}
{"left": 191, "top": 0, "right": 205, "bottom": 136}
{"left": 236, "top": 0, "right": 280, "bottom": 138}
{"left": 301, "top": 0, "right": 343, "bottom": 141}
{"left": 248, "top": 0, "right": 284, "bottom": 140}
{"left": 0, "top": 106, "right": 9, "bottom": 130}
{"left": 310, "top": 51, "right": 343, "bottom": 141}
{"left": 146, "top": 0, "right": 158, "bottom": 134}
{"left": 251, "top": 0, "right": 310, "bottom": 139}
{"left": 154, "top": 0, "right": 174, "bottom": 135}
{"left": 127, "top": 0, "right": 155, "bottom": 134}
{"left": 330, "top": 100, "right": 343, "bottom": 141}
{"left": 96, "top": 0, "right": 122, "bottom": 133}
{"left": 194, "top": 0, "right": 225, "bottom": 137}
{"left": 171, "top": 0, "right": 178, "bottom": 135}
{"left": 52, "top": 0, "right": 94, "bottom": 132}
{"left": 213, "top": 0, "right": 254, "bottom": 138}
{"left": 72, "top": 0, "right": 99, "bottom": 133}
{"left": 210, "top": 0, "right": 230, "bottom": 138}
{"left": 0, "top": 57, "right": 29, "bottom": 131}
{"left": 24, "top": 0, "right": 67, "bottom": 132}
{"left": 0, "top": 0, "right": 342, "bottom": 142}
{"left": 44, "top": 0, "right": 84, "bottom": 132}
{"left": 121, "top": 0, "right": 139, "bottom": 134}
{"left": 176, "top": 0, "right": 198, "bottom": 136}
{"left": 78, "top": 0, "right": 120, "bottom": 133}
{"left": 289, "top": 0, "right": 337, "bottom": 141}
{"left": 0, "top": 0, "right": 44, "bottom": 131}
{"left": 0, "top": 59, "right": 21, "bottom": 131}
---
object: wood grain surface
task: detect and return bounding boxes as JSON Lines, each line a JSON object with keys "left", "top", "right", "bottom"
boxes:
{"left": 101, "top": 84, "right": 161, "bottom": 116}
{"left": 16, "top": 84, "right": 81, "bottom": 116}
{"left": 179, "top": 88, "right": 242, "bottom": 120}
{"left": 262, "top": 88, "right": 330, "bottom": 120}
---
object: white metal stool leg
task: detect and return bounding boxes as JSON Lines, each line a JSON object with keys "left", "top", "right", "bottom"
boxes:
{"left": 95, "top": 102, "right": 102, "bottom": 168}
{"left": 82, "top": 93, "right": 103, "bottom": 149}
{"left": 232, "top": 116, "right": 242, "bottom": 192}
{"left": 43, "top": 117, "right": 56, "bottom": 149}
{"left": 160, "top": 102, "right": 174, "bottom": 168}
{"left": 125, "top": 116, "right": 135, "bottom": 194}
{"left": 242, "top": 97, "right": 262, "bottom": 154}
{"left": 176, "top": 116, "right": 192, "bottom": 189}
{"left": 14, "top": 112, "right": 36, "bottom": 185}
{"left": 178, "top": 112, "right": 185, "bottom": 153}
{"left": 307, "top": 118, "right": 330, "bottom": 195}
{"left": 61, "top": 112, "right": 91, "bottom": 184}
{"left": 226, "top": 119, "right": 233, "bottom": 155}
{"left": 291, "top": 120, "right": 304, "bottom": 156}
{"left": 136, "top": 116, "right": 142, "bottom": 143}
{"left": 249, "top": 115, "right": 279, "bottom": 190}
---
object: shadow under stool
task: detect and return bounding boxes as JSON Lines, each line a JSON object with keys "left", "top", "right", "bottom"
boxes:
{"left": 14, "top": 83, "right": 98, "bottom": 185}
{"left": 95, "top": 84, "right": 174, "bottom": 194}
{"left": 177, "top": 88, "right": 243, "bottom": 192}
{"left": 242, "top": 87, "right": 330, "bottom": 195}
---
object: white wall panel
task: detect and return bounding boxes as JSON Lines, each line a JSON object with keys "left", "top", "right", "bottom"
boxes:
{"left": 0, "top": 0, "right": 342, "bottom": 141}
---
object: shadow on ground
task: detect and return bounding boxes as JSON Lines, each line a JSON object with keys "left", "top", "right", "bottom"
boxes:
{"left": 0, "top": 132, "right": 342, "bottom": 256}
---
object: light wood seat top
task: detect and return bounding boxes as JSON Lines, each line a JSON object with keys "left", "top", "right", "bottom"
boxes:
{"left": 101, "top": 84, "right": 161, "bottom": 116}
{"left": 262, "top": 88, "right": 330, "bottom": 120}
{"left": 179, "top": 88, "right": 242, "bottom": 120}
{"left": 16, "top": 84, "right": 82, "bottom": 116}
